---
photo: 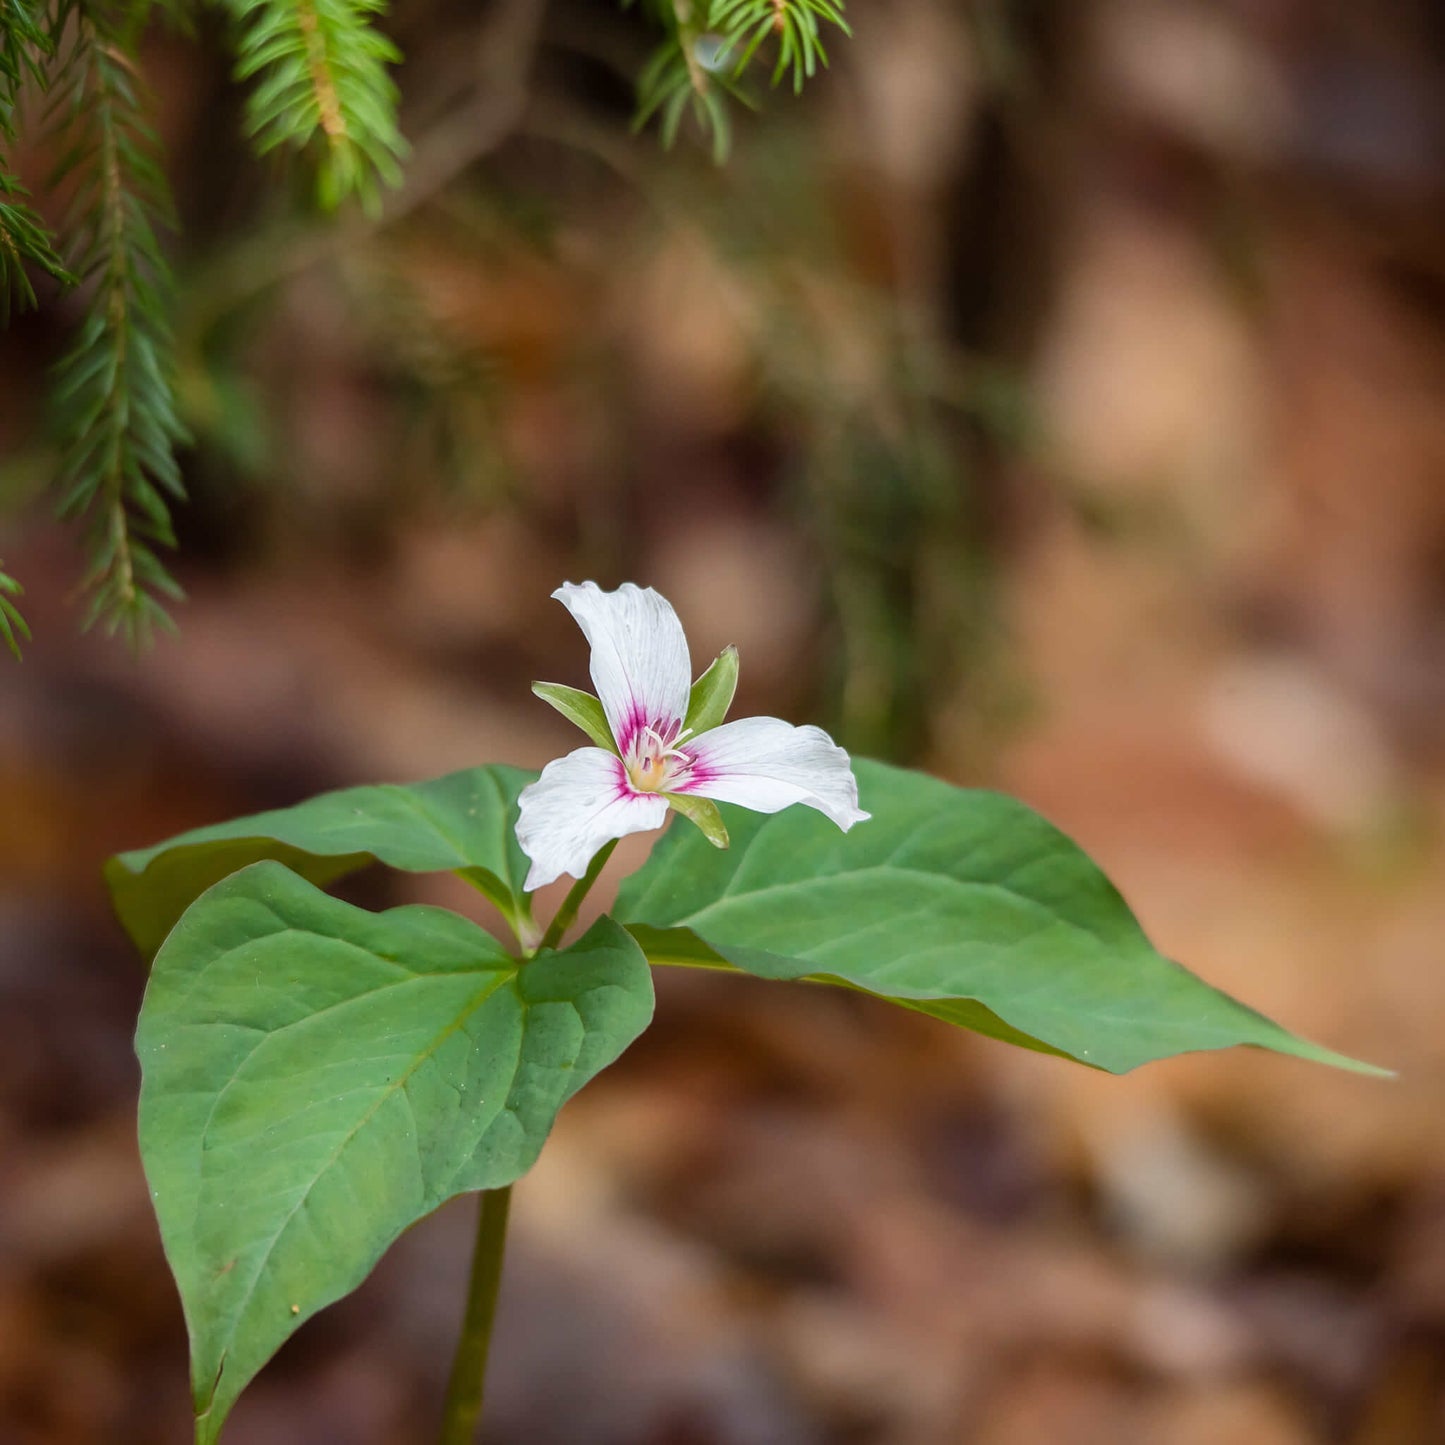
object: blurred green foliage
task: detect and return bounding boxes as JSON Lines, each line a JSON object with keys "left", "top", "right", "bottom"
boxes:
{"left": 0, "top": 0, "right": 850, "bottom": 647}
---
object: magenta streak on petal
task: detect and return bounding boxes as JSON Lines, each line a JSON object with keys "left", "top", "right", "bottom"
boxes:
{"left": 615, "top": 699, "right": 650, "bottom": 757}
{"left": 604, "top": 751, "right": 635, "bottom": 801}
{"left": 668, "top": 755, "right": 714, "bottom": 793}
{"left": 616, "top": 703, "right": 688, "bottom": 760}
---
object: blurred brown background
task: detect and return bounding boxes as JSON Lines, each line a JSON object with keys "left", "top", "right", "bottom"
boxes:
{"left": 2, "top": 0, "right": 1444, "bottom": 1441}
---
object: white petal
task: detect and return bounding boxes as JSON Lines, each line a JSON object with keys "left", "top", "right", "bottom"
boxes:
{"left": 516, "top": 747, "right": 669, "bottom": 891}
{"left": 554, "top": 582, "right": 691, "bottom": 754}
{"left": 680, "top": 716, "right": 870, "bottom": 832}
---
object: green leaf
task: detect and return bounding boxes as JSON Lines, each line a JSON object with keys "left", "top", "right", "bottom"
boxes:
{"left": 106, "top": 764, "right": 538, "bottom": 959}
{"left": 664, "top": 791, "right": 729, "bottom": 848}
{"left": 137, "top": 861, "right": 654, "bottom": 1444}
{"left": 684, "top": 644, "right": 739, "bottom": 736}
{"left": 532, "top": 681, "right": 617, "bottom": 753}
{"left": 616, "top": 759, "right": 1387, "bottom": 1076}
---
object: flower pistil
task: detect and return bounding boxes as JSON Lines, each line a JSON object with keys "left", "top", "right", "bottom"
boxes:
{"left": 625, "top": 722, "right": 695, "bottom": 793}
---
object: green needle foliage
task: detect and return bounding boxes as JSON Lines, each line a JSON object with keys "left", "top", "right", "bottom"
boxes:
{"left": 0, "top": 177, "right": 73, "bottom": 322}
{"left": 0, "top": 562, "right": 32, "bottom": 658}
{"left": 0, "top": 0, "right": 850, "bottom": 651}
{"left": 2, "top": 0, "right": 74, "bottom": 324}
{"left": 0, "top": 0, "right": 74, "bottom": 325}
{"left": 47, "top": 0, "right": 189, "bottom": 644}
{"left": 1, "top": 2, "right": 67, "bottom": 654}
{"left": 1, "top": 1, "right": 71, "bottom": 322}
{"left": 634, "top": 0, "right": 850, "bottom": 159}
{"left": 222, "top": 0, "right": 407, "bottom": 213}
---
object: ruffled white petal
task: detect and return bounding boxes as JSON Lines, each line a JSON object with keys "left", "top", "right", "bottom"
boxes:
{"left": 517, "top": 746, "right": 669, "bottom": 891}
{"left": 680, "top": 716, "right": 869, "bottom": 832}
{"left": 554, "top": 582, "right": 691, "bottom": 754}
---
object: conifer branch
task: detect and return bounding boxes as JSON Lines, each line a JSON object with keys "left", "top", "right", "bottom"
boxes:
{"left": 47, "top": 2, "right": 188, "bottom": 646}
{"left": 1, "top": 0, "right": 48, "bottom": 98}
{"left": 222, "top": 0, "right": 407, "bottom": 212}
{"left": 632, "top": 0, "right": 848, "bottom": 158}
{"left": 0, "top": 0, "right": 73, "bottom": 320}
{"left": 0, "top": 176, "right": 72, "bottom": 320}
{"left": 0, "top": 0, "right": 854, "bottom": 657}
{"left": 0, "top": 561, "right": 31, "bottom": 659}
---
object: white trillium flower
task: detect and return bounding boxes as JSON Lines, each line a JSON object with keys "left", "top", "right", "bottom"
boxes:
{"left": 516, "top": 581, "right": 870, "bottom": 891}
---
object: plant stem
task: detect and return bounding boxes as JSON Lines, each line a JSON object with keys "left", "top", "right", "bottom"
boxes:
{"left": 438, "top": 1185, "right": 513, "bottom": 1445}
{"left": 537, "top": 838, "right": 617, "bottom": 952}
{"left": 435, "top": 837, "right": 615, "bottom": 1438}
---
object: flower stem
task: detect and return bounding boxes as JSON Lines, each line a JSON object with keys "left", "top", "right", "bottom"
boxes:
{"left": 537, "top": 839, "right": 617, "bottom": 952}
{"left": 438, "top": 1185, "right": 513, "bottom": 1445}
{"left": 435, "top": 840, "right": 616, "bottom": 1437}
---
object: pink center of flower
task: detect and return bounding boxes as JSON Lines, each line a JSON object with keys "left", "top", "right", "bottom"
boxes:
{"left": 624, "top": 721, "right": 694, "bottom": 794}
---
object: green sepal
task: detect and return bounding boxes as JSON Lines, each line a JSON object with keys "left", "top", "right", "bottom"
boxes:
{"left": 532, "top": 681, "right": 618, "bottom": 754}
{"left": 684, "top": 645, "right": 739, "bottom": 736}
{"left": 665, "top": 792, "right": 730, "bottom": 848}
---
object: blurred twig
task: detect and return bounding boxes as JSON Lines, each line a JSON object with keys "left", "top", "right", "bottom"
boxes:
{"left": 181, "top": 0, "right": 547, "bottom": 341}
